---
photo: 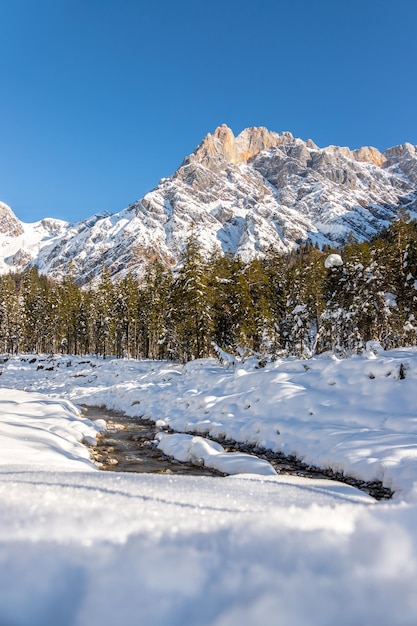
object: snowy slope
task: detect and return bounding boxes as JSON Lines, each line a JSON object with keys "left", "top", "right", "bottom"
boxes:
{"left": 0, "top": 201, "right": 69, "bottom": 273}
{"left": 1, "top": 126, "right": 417, "bottom": 283}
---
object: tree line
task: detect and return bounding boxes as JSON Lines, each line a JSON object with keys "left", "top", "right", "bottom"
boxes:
{"left": 1, "top": 211, "right": 417, "bottom": 361}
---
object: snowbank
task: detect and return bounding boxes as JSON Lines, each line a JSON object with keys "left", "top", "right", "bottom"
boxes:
{"left": 0, "top": 388, "right": 100, "bottom": 470}
{"left": 156, "top": 432, "right": 277, "bottom": 475}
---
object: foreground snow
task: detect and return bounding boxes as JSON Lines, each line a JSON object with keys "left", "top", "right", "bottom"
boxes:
{"left": 1, "top": 348, "right": 417, "bottom": 625}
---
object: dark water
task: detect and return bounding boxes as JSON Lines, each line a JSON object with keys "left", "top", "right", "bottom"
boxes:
{"left": 83, "top": 405, "right": 393, "bottom": 500}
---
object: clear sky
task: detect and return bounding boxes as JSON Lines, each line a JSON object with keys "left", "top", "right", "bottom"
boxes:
{"left": 1, "top": 0, "right": 416, "bottom": 223}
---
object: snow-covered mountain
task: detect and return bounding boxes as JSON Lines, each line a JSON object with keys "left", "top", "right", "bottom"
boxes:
{"left": 1, "top": 125, "right": 417, "bottom": 283}
{"left": 0, "top": 201, "right": 70, "bottom": 275}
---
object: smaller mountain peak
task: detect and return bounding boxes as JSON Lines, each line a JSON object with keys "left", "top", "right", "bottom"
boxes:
{"left": 0, "top": 201, "right": 24, "bottom": 237}
{"left": 322, "top": 145, "right": 352, "bottom": 158}
{"left": 352, "top": 146, "right": 385, "bottom": 167}
{"left": 384, "top": 142, "right": 417, "bottom": 161}
{"left": 235, "top": 127, "right": 289, "bottom": 162}
{"left": 0, "top": 201, "right": 13, "bottom": 214}
{"left": 212, "top": 124, "right": 235, "bottom": 140}
{"left": 189, "top": 124, "right": 238, "bottom": 166}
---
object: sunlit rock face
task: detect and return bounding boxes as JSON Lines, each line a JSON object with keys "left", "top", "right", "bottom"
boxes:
{"left": 1, "top": 126, "right": 416, "bottom": 283}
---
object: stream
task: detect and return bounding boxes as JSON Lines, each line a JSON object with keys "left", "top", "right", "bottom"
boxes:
{"left": 83, "top": 405, "right": 225, "bottom": 476}
{"left": 83, "top": 405, "right": 393, "bottom": 500}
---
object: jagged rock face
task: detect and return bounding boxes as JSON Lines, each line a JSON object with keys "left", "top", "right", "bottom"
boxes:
{"left": 352, "top": 146, "right": 386, "bottom": 166}
{"left": 187, "top": 124, "right": 298, "bottom": 168}
{"left": 133, "top": 125, "right": 416, "bottom": 264}
{"left": 1, "top": 125, "right": 417, "bottom": 283}
{"left": 383, "top": 143, "right": 417, "bottom": 195}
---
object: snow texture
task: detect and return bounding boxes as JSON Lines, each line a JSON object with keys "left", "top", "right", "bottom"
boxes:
{"left": 1, "top": 349, "right": 417, "bottom": 625}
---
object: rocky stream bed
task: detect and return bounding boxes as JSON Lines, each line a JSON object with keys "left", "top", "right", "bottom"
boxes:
{"left": 84, "top": 406, "right": 393, "bottom": 501}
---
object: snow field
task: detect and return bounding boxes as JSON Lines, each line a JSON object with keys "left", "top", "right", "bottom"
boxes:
{"left": 1, "top": 349, "right": 417, "bottom": 625}
{"left": 3, "top": 347, "right": 417, "bottom": 496}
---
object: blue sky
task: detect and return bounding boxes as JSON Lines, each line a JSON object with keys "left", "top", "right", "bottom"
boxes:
{"left": 1, "top": 0, "right": 416, "bottom": 223}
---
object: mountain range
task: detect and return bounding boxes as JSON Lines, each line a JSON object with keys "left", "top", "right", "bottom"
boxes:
{"left": 1, "top": 124, "right": 417, "bottom": 284}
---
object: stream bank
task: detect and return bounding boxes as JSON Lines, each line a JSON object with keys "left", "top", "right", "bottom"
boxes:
{"left": 84, "top": 405, "right": 393, "bottom": 500}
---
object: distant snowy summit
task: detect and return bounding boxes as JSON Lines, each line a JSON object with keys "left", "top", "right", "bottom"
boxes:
{"left": 1, "top": 126, "right": 417, "bottom": 283}
{"left": 0, "top": 201, "right": 69, "bottom": 275}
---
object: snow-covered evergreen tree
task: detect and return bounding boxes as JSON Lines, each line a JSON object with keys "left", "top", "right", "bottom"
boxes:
{"left": 0, "top": 274, "right": 23, "bottom": 354}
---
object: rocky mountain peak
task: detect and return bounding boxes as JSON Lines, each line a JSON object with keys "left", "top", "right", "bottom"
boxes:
{"left": 188, "top": 124, "right": 295, "bottom": 168}
{"left": 193, "top": 124, "right": 237, "bottom": 165}
{"left": 0, "top": 202, "right": 24, "bottom": 237}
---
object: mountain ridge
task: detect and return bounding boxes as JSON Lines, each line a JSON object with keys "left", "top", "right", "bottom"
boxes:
{"left": 1, "top": 125, "right": 417, "bottom": 283}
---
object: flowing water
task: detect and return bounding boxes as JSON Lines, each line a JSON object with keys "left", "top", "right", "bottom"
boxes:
{"left": 83, "top": 405, "right": 393, "bottom": 500}
{"left": 83, "top": 405, "right": 225, "bottom": 476}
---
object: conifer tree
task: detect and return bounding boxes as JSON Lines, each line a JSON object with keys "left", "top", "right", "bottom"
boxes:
{"left": 116, "top": 274, "right": 141, "bottom": 358}
{"left": 382, "top": 212, "right": 417, "bottom": 344}
{"left": 283, "top": 264, "right": 311, "bottom": 356}
{"left": 244, "top": 258, "right": 276, "bottom": 353}
{"left": 92, "top": 268, "right": 115, "bottom": 358}
{"left": 283, "top": 248, "right": 326, "bottom": 357}
{"left": 262, "top": 249, "right": 287, "bottom": 356}
{"left": 206, "top": 251, "right": 237, "bottom": 352}
{"left": 21, "top": 268, "right": 56, "bottom": 353}
{"left": 0, "top": 274, "right": 23, "bottom": 354}
{"left": 141, "top": 259, "right": 171, "bottom": 359}
{"left": 169, "top": 235, "right": 212, "bottom": 362}
{"left": 207, "top": 252, "right": 257, "bottom": 355}
{"left": 58, "top": 267, "right": 83, "bottom": 354}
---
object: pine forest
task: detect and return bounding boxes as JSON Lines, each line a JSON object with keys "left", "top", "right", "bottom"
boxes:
{"left": 1, "top": 213, "right": 417, "bottom": 363}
